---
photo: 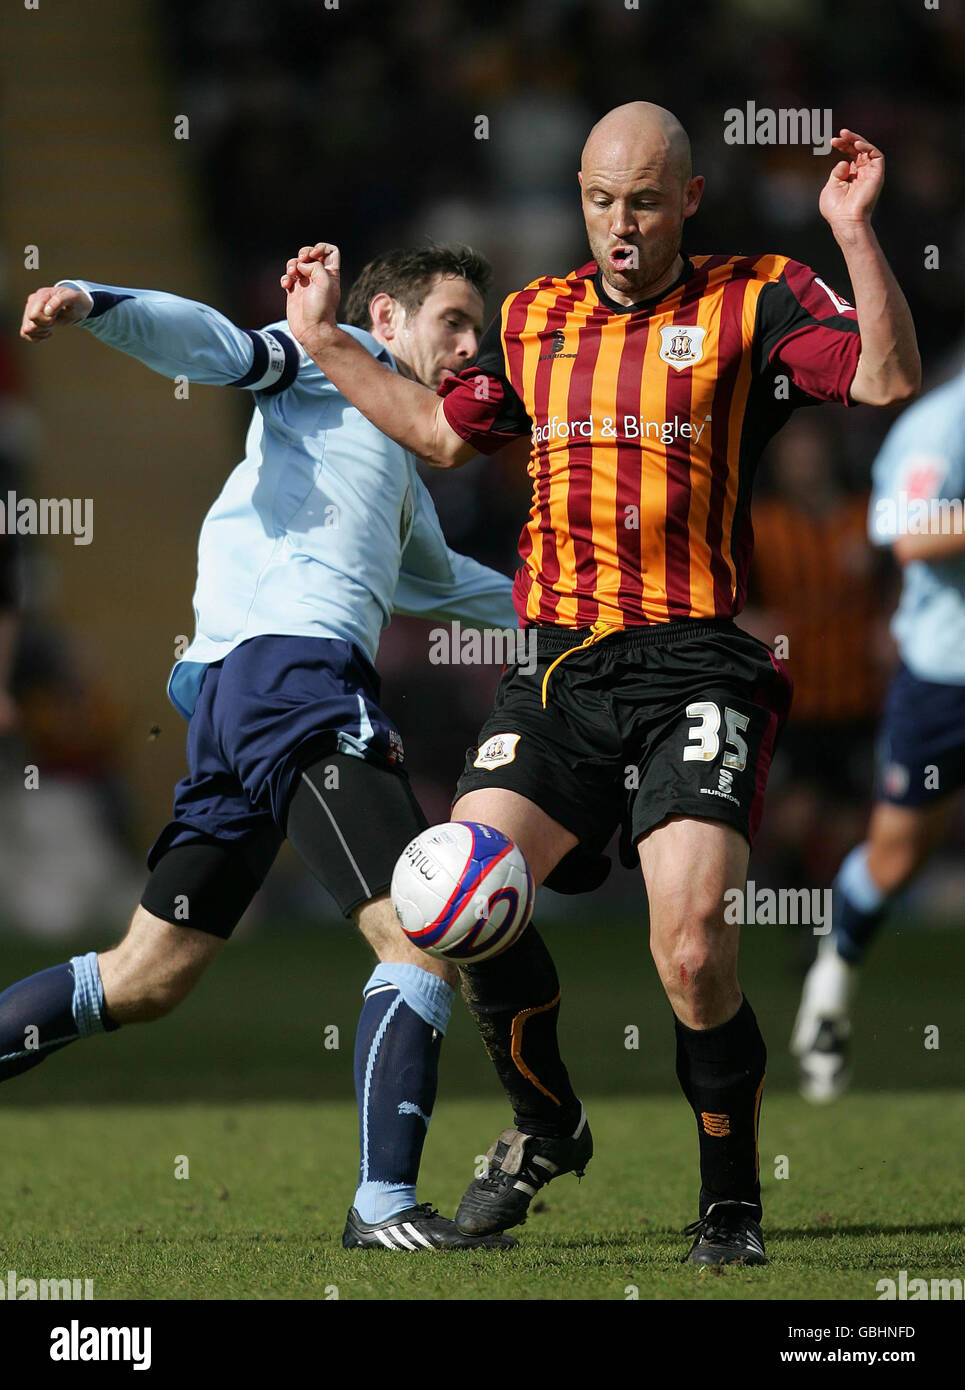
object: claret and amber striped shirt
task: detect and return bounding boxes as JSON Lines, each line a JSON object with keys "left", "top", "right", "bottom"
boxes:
{"left": 439, "top": 254, "right": 862, "bottom": 629}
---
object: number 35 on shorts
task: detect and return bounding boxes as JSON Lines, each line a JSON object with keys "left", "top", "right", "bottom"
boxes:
{"left": 682, "top": 700, "right": 750, "bottom": 770}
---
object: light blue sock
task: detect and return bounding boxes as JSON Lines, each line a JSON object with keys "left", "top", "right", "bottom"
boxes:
{"left": 833, "top": 845, "right": 890, "bottom": 965}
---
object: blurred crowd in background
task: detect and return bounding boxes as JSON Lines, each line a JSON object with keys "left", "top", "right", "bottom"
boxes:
{"left": 1, "top": 0, "right": 963, "bottom": 934}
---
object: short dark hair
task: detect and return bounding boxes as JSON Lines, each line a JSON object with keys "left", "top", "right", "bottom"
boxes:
{"left": 343, "top": 244, "right": 492, "bottom": 330}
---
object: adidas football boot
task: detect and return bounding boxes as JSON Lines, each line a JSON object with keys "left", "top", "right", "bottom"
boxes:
{"left": 342, "top": 1202, "right": 517, "bottom": 1250}
{"left": 682, "top": 1199, "right": 767, "bottom": 1266}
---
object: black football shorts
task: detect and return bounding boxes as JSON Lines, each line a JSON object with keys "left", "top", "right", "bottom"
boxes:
{"left": 454, "top": 618, "right": 792, "bottom": 861}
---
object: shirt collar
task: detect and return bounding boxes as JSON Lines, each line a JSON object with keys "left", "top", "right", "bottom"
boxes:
{"left": 592, "top": 256, "right": 695, "bottom": 315}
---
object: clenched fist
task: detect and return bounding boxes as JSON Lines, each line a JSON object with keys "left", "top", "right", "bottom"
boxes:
{"left": 281, "top": 243, "right": 341, "bottom": 349}
{"left": 20, "top": 285, "right": 93, "bottom": 342}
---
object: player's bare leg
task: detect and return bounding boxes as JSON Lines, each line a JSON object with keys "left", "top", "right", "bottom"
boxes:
{"left": 447, "top": 789, "right": 592, "bottom": 1236}
{"left": 639, "top": 815, "right": 767, "bottom": 1265}
{"left": 98, "top": 906, "right": 223, "bottom": 1022}
{"left": 793, "top": 796, "right": 956, "bottom": 1102}
{"left": 452, "top": 788, "right": 578, "bottom": 884}
{"left": 354, "top": 893, "right": 457, "bottom": 985}
{"left": 864, "top": 798, "right": 954, "bottom": 892}
{"left": 0, "top": 903, "right": 222, "bottom": 1085}
{"left": 639, "top": 816, "right": 747, "bottom": 1028}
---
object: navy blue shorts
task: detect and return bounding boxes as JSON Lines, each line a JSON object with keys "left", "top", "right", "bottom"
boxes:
{"left": 147, "top": 634, "right": 408, "bottom": 878}
{"left": 875, "top": 661, "right": 965, "bottom": 807}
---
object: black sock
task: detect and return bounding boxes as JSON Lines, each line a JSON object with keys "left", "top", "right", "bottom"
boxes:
{"left": 459, "top": 926, "right": 582, "bottom": 1138}
{"left": 675, "top": 997, "right": 766, "bottom": 1221}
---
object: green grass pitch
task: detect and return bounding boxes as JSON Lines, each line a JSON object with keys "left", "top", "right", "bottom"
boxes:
{"left": 1, "top": 918, "right": 963, "bottom": 1300}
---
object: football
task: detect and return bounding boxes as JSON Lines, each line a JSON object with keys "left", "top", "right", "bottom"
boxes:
{"left": 390, "top": 821, "right": 535, "bottom": 962}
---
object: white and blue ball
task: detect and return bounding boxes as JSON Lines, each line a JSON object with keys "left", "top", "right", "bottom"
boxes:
{"left": 391, "top": 821, "right": 535, "bottom": 963}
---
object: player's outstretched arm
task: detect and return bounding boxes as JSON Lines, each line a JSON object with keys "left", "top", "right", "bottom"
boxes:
{"left": 819, "top": 130, "right": 921, "bottom": 406}
{"left": 21, "top": 280, "right": 298, "bottom": 393}
{"left": 282, "top": 244, "right": 475, "bottom": 469}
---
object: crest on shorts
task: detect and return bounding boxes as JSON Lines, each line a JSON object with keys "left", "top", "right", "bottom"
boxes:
{"left": 473, "top": 733, "right": 521, "bottom": 770}
{"left": 659, "top": 324, "right": 706, "bottom": 371}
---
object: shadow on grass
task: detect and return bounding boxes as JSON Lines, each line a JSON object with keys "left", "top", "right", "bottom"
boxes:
{"left": 771, "top": 1222, "right": 965, "bottom": 1240}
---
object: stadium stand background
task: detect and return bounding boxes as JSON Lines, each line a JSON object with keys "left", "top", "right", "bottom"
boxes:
{"left": 1, "top": 0, "right": 963, "bottom": 932}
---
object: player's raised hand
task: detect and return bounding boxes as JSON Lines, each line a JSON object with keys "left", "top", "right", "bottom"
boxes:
{"left": 20, "top": 285, "right": 93, "bottom": 342}
{"left": 281, "top": 243, "right": 341, "bottom": 346}
{"left": 819, "top": 130, "right": 885, "bottom": 229}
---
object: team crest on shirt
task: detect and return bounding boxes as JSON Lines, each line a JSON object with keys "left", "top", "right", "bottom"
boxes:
{"left": 473, "top": 733, "right": 521, "bottom": 770}
{"left": 659, "top": 324, "right": 706, "bottom": 371}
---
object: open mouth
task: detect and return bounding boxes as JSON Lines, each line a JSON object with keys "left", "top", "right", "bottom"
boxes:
{"left": 609, "top": 245, "right": 637, "bottom": 272}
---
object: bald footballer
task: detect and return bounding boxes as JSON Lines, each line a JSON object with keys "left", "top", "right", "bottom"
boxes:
{"left": 281, "top": 102, "right": 920, "bottom": 1264}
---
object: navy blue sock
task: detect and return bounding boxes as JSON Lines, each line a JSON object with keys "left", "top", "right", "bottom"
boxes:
{"left": 833, "top": 845, "right": 890, "bottom": 965}
{"left": 0, "top": 953, "right": 118, "bottom": 1082}
{"left": 353, "top": 963, "right": 454, "bottom": 1224}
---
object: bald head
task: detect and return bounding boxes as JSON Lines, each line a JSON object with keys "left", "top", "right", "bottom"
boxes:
{"left": 578, "top": 102, "right": 701, "bottom": 307}
{"left": 581, "top": 102, "right": 692, "bottom": 185}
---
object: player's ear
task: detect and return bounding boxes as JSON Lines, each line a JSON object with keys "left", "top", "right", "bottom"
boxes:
{"left": 682, "top": 174, "right": 704, "bottom": 219}
{"left": 368, "top": 292, "right": 401, "bottom": 341}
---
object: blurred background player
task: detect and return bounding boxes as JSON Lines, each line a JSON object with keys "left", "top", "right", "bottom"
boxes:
{"left": 743, "top": 413, "right": 891, "bottom": 899}
{"left": 6, "top": 246, "right": 520, "bottom": 1250}
{"left": 280, "top": 102, "right": 920, "bottom": 1265}
{"left": 792, "top": 365, "right": 965, "bottom": 1101}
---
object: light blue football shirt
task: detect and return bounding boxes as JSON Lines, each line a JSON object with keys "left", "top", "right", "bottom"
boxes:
{"left": 867, "top": 369, "right": 965, "bottom": 684}
{"left": 59, "top": 280, "right": 517, "bottom": 716}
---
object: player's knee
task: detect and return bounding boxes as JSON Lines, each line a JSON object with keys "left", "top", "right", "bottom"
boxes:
{"left": 867, "top": 830, "right": 926, "bottom": 894}
{"left": 652, "top": 914, "right": 738, "bottom": 1020}
{"left": 651, "top": 882, "right": 729, "bottom": 952}
{"left": 659, "top": 938, "right": 715, "bottom": 992}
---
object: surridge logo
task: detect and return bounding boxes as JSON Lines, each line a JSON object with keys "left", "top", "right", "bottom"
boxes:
{"left": 539, "top": 329, "right": 577, "bottom": 361}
